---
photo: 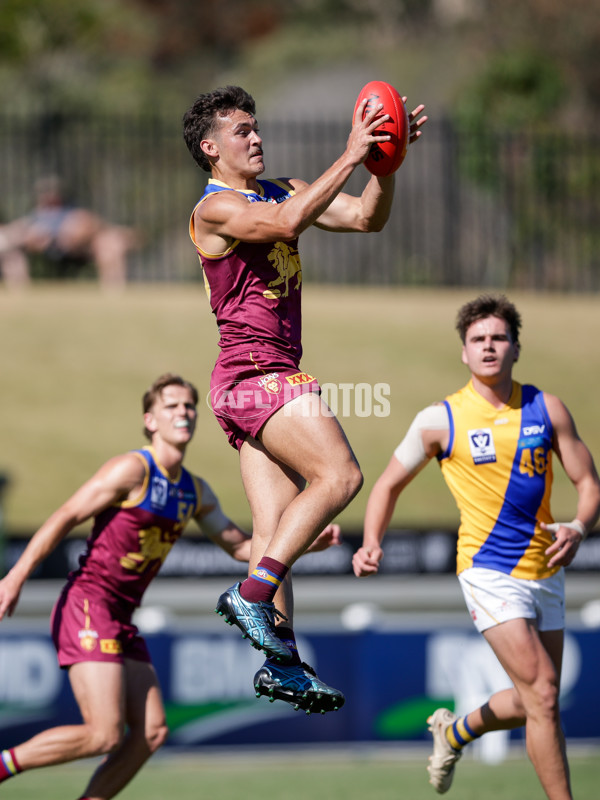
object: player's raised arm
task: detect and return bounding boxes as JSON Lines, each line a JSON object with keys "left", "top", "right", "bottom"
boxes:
{"left": 313, "top": 172, "right": 396, "bottom": 234}
{"left": 194, "top": 100, "right": 397, "bottom": 249}
{"left": 316, "top": 96, "right": 427, "bottom": 233}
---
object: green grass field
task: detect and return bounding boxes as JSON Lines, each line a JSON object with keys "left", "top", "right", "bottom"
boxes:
{"left": 1, "top": 750, "right": 598, "bottom": 800}
{"left": 1, "top": 283, "right": 599, "bottom": 534}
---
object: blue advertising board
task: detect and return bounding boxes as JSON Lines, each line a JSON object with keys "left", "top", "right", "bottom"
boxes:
{"left": 0, "top": 625, "right": 598, "bottom": 752}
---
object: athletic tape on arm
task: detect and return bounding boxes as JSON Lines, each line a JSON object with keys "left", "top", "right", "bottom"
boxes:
{"left": 393, "top": 404, "right": 449, "bottom": 474}
{"left": 545, "top": 519, "right": 587, "bottom": 541}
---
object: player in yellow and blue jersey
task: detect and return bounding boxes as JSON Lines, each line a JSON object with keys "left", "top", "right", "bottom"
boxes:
{"left": 353, "top": 295, "right": 600, "bottom": 800}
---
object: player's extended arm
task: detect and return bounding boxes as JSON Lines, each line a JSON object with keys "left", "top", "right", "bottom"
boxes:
{"left": 0, "top": 453, "right": 145, "bottom": 620}
{"left": 313, "top": 173, "right": 396, "bottom": 233}
{"left": 316, "top": 100, "right": 427, "bottom": 233}
{"left": 353, "top": 404, "right": 448, "bottom": 578}
{"left": 196, "top": 99, "right": 393, "bottom": 246}
{"left": 542, "top": 394, "right": 600, "bottom": 568}
{"left": 352, "top": 456, "right": 414, "bottom": 578}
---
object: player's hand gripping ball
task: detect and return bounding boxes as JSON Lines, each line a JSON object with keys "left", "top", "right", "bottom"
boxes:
{"left": 354, "top": 81, "right": 409, "bottom": 176}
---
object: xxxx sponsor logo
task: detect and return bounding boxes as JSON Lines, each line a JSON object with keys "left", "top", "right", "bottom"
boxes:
{"left": 100, "top": 639, "right": 123, "bottom": 655}
{"left": 285, "top": 372, "right": 315, "bottom": 386}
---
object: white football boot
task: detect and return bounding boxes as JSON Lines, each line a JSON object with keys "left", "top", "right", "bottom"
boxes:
{"left": 427, "top": 708, "right": 463, "bottom": 793}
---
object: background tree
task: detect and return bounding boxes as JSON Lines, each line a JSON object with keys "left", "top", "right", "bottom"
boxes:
{"left": 1, "top": 0, "right": 598, "bottom": 125}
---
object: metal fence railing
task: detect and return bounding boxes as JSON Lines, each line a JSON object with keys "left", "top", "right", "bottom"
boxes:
{"left": 1, "top": 109, "right": 598, "bottom": 290}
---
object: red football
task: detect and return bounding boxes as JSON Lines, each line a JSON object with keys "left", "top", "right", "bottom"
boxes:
{"left": 353, "top": 80, "right": 409, "bottom": 176}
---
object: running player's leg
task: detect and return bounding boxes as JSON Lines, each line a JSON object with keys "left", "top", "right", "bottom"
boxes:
{"left": 81, "top": 659, "right": 168, "bottom": 800}
{"left": 461, "top": 686, "right": 525, "bottom": 733}
{"left": 9, "top": 662, "right": 126, "bottom": 773}
{"left": 428, "top": 569, "right": 567, "bottom": 795}
{"left": 483, "top": 621, "right": 571, "bottom": 800}
{"left": 427, "top": 624, "right": 564, "bottom": 795}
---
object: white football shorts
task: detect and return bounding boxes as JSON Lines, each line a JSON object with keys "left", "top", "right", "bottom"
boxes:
{"left": 458, "top": 566, "right": 565, "bottom": 633}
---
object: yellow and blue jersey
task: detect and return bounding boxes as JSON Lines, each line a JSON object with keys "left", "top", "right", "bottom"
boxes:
{"left": 438, "top": 380, "right": 556, "bottom": 580}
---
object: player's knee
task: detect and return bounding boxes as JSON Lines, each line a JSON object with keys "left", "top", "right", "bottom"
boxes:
{"left": 525, "top": 675, "right": 560, "bottom": 722}
{"left": 89, "top": 725, "right": 125, "bottom": 756}
{"left": 535, "top": 678, "right": 560, "bottom": 716}
{"left": 332, "top": 462, "right": 363, "bottom": 507}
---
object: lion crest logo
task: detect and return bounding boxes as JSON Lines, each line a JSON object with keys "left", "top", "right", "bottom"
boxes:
{"left": 263, "top": 242, "right": 302, "bottom": 299}
{"left": 120, "top": 527, "right": 175, "bottom": 573}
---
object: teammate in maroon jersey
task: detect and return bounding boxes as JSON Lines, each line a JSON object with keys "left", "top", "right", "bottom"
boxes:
{"left": 183, "top": 86, "right": 426, "bottom": 702}
{"left": 0, "top": 373, "right": 340, "bottom": 799}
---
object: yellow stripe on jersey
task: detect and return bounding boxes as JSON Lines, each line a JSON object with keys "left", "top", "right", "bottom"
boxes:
{"left": 118, "top": 451, "right": 150, "bottom": 509}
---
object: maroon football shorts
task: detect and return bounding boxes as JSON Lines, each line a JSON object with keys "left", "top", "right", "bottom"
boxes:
{"left": 50, "top": 582, "right": 151, "bottom": 668}
{"left": 209, "top": 348, "right": 321, "bottom": 450}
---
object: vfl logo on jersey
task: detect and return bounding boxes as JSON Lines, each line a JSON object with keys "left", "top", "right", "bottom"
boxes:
{"left": 150, "top": 476, "right": 169, "bottom": 508}
{"left": 170, "top": 488, "right": 196, "bottom": 501}
{"left": 468, "top": 428, "right": 497, "bottom": 464}
{"left": 285, "top": 372, "right": 315, "bottom": 386}
{"left": 263, "top": 241, "right": 302, "bottom": 299}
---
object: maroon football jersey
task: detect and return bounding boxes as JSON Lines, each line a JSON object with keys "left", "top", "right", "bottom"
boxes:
{"left": 66, "top": 448, "right": 202, "bottom": 607}
{"left": 189, "top": 178, "right": 303, "bottom": 360}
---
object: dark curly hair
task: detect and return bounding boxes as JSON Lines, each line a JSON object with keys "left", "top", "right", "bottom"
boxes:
{"left": 182, "top": 85, "right": 256, "bottom": 172}
{"left": 456, "top": 294, "right": 522, "bottom": 346}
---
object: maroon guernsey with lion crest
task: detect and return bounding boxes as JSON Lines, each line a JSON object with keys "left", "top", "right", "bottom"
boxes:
{"left": 189, "top": 177, "right": 320, "bottom": 450}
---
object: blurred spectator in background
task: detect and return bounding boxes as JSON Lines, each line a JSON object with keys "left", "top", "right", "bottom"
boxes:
{"left": 0, "top": 175, "right": 138, "bottom": 289}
